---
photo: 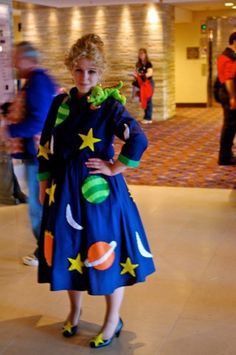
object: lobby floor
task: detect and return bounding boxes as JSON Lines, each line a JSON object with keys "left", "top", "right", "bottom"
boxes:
{"left": 0, "top": 185, "right": 236, "bottom": 355}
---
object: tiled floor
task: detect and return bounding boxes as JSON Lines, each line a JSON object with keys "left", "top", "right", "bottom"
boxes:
{"left": 1, "top": 185, "right": 236, "bottom": 354}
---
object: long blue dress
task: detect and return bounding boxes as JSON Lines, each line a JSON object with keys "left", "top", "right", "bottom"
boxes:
{"left": 37, "top": 87, "right": 155, "bottom": 295}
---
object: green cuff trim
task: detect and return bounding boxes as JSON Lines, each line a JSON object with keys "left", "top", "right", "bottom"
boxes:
{"left": 37, "top": 172, "right": 51, "bottom": 181}
{"left": 118, "top": 154, "right": 140, "bottom": 167}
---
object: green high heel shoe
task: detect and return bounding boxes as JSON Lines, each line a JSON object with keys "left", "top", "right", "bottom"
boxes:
{"left": 90, "top": 318, "right": 123, "bottom": 349}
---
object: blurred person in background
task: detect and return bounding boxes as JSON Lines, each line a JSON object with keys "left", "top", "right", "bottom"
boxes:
{"left": 132, "top": 48, "right": 154, "bottom": 124}
{"left": 217, "top": 32, "right": 236, "bottom": 165}
{"left": 1, "top": 41, "right": 57, "bottom": 266}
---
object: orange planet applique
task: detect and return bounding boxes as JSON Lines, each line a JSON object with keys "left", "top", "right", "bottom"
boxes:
{"left": 84, "top": 241, "right": 117, "bottom": 270}
{"left": 44, "top": 230, "right": 54, "bottom": 266}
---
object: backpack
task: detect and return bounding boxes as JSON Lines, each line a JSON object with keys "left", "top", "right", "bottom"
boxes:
{"left": 213, "top": 77, "right": 229, "bottom": 104}
{"left": 213, "top": 77, "right": 222, "bottom": 103}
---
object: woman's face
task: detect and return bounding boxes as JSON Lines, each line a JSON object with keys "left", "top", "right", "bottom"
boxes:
{"left": 138, "top": 50, "right": 146, "bottom": 62}
{"left": 71, "top": 57, "right": 101, "bottom": 95}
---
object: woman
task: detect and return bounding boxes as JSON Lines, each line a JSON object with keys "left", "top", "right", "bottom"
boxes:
{"left": 133, "top": 48, "right": 154, "bottom": 124}
{"left": 37, "top": 34, "right": 155, "bottom": 348}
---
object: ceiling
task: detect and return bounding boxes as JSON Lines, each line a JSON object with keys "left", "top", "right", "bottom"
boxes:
{"left": 13, "top": 0, "right": 236, "bottom": 12}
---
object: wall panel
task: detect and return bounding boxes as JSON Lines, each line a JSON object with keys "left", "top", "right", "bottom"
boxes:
{"left": 0, "top": 0, "right": 14, "bottom": 105}
{"left": 17, "top": 3, "right": 175, "bottom": 120}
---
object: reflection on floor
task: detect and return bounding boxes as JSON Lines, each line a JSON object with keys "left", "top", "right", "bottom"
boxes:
{"left": 0, "top": 185, "right": 236, "bottom": 355}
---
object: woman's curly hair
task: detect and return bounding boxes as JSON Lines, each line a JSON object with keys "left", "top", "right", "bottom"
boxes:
{"left": 64, "top": 34, "right": 106, "bottom": 73}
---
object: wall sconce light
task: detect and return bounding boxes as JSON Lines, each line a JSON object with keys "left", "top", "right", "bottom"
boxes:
{"left": 147, "top": 5, "right": 159, "bottom": 25}
{"left": 0, "top": 4, "right": 8, "bottom": 16}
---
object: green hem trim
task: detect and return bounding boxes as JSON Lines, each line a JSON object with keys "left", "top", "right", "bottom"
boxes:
{"left": 37, "top": 172, "right": 51, "bottom": 181}
{"left": 118, "top": 154, "right": 140, "bottom": 167}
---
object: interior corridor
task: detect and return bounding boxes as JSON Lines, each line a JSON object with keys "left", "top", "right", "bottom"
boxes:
{"left": 1, "top": 185, "right": 236, "bottom": 355}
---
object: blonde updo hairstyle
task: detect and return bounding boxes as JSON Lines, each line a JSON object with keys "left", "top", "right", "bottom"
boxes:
{"left": 64, "top": 33, "right": 106, "bottom": 74}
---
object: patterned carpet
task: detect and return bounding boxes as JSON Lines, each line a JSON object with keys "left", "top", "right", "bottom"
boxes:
{"left": 115, "top": 107, "right": 236, "bottom": 189}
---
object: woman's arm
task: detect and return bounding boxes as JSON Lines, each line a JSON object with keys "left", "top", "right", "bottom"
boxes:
{"left": 37, "top": 94, "right": 68, "bottom": 182}
{"left": 39, "top": 180, "right": 49, "bottom": 205}
{"left": 146, "top": 67, "right": 153, "bottom": 78}
{"left": 225, "top": 79, "right": 236, "bottom": 109}
{"left": 86, "top": 101, "right": 148, "bottom": 176}
{"left": 85, "top": 158, "right": 127, "bottom": 176}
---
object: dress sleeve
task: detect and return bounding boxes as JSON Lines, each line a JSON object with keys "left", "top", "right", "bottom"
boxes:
{"left": 37, "top": 94, "right": 67, "bottom": 181}
{"left": 111, "top": 101, "right": 148, "bottom": 167}
{"left": 147, "top": 61, "right": 153, "bottom": 69}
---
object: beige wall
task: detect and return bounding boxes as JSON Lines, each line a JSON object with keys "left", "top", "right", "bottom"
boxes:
{"left": 12, "top": 3, "right": 175, "bottom": 121}
{"left": 12, "top": 10, "right": 22, "bottom": 43}
{"left": 10, "top": 4, "right": 236, "bottom": 109}
{"left": 175, "top": 20, "right": 207, "bottom": 104}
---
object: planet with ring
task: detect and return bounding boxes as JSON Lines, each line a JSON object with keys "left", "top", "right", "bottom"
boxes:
{"left": 84, "top": 241, "right": 117, "bottom": 270}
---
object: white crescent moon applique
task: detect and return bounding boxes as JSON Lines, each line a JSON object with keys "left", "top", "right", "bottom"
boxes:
{"left": 50, "top": 135, "right": 54, "bottom": 154}
{"left": 66, "top": 204, "right": 83, "bottom": 230}
{"left": 136, "top": 232, "right": 153, "bottom": 258}
{"left": 123, "top": 123, "right": 130, "bottom": 140}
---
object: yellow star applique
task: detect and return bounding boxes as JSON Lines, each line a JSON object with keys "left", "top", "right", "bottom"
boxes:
{"left": 90, "top": 333, "right": 104, "bottom": 347}
{"left": 63, "top": 322, "right": 73, "bottom": 334}
{"left": 37, "top": 142, "right": 51, "bottom": 160}
{"left": 45, "top": 181, "right": 56, "bottom": 206}
{"left": 68, "top": 253, "right": 84, "bottom": 274}
{"left": 78, "top": 128, "right": 101, "bottom": 152}
{"left": 120, "top": 257, "right": 139, "bottom": 277}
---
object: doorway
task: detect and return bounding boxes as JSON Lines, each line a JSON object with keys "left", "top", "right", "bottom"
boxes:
{"left": 207, "top": 16, "right": 236, "bottom": 106}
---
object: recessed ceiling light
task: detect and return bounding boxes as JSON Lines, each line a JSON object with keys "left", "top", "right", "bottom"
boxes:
{"left": 232, "top": 5, "right": 236, "bottom": 8}
{"left": 225, "top": 2, "right": 234, "bottom": 6}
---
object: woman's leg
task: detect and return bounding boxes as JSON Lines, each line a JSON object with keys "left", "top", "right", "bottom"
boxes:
{"left": 66, "top": 290, "right": 83, "bottom": 325}
{"left": 144, "top": 79, "right": 155, "bottom": 121}
{"left": 144, "top": 97, "right": 153, "bottom": 120}
{"left": 24, "top": 160, "right": 42, "bottom": 259}
{"left": 101, "top": 287, "right": 124, "bottom": 339}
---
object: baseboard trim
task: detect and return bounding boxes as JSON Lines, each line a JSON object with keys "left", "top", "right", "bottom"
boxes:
{"left": 176, "top": 103, "right": 207, "bottom": 108}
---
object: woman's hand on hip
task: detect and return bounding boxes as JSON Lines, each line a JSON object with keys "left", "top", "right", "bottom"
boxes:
{"left": 85, "top": 158, "right": 127, "bottom": 176}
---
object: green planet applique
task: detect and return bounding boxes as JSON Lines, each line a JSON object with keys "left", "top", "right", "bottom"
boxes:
{"left": 82, "top": 175, "right": 110, "bottom": 203}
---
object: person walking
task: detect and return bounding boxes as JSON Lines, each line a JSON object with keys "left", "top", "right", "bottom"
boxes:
{"left": 5, "top": 41, "right": 57, "bottom": 265}
{"left": 217, "top": 32, "right": 236, "bottom": 165}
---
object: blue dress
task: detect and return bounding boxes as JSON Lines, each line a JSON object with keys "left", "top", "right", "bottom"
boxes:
{"left": 37, "top": 87, "right": 155, "bottom": 295}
